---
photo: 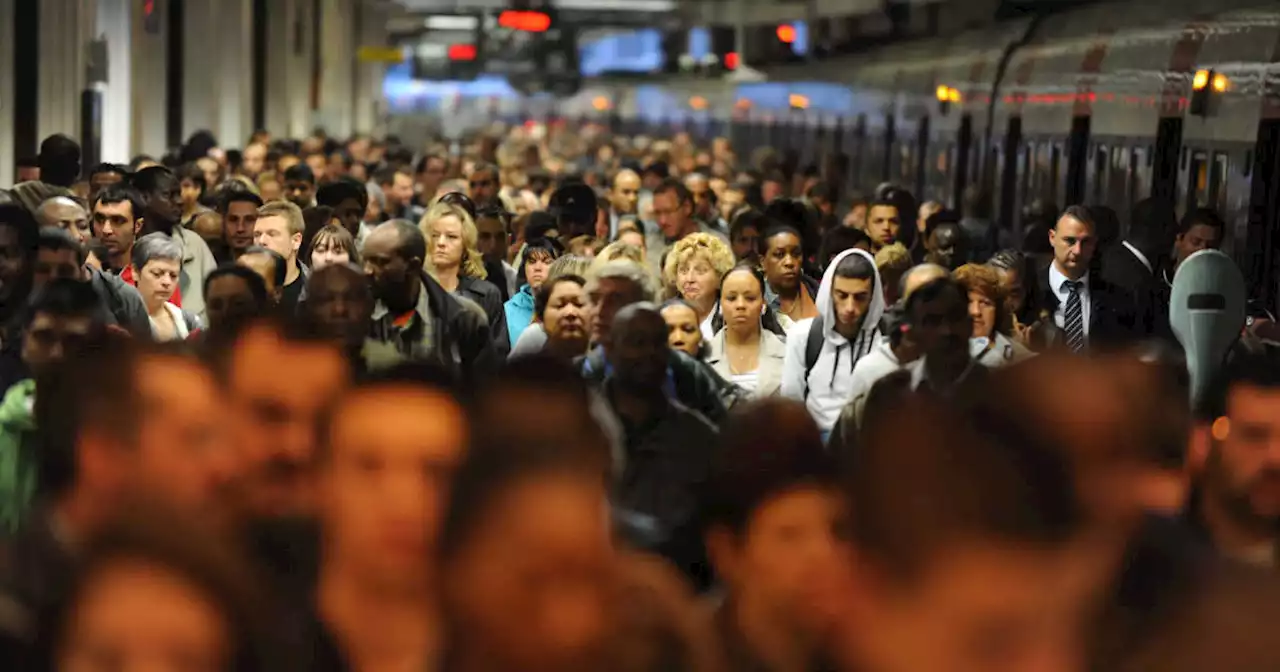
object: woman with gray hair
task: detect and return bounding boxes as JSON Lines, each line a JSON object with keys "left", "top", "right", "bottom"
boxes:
{"left": 132, "top": 232, "right": 201, "bottom": 341}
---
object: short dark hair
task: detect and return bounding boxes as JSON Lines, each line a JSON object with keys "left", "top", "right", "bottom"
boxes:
{"left": 284, "top": 164, "right": 316, "bottom": 185}
{"left": 1179, "top": 207, "right": 1225, "bottom": 237}
{"left": 1128, "top": 197, "right": 1177, "bottom": 249}
{"left": 316, "top": 177, "right": 368, "bottom": 209}
{"left": 176, "top": 162, "right": 206, "bottom": 192}
{"left": 867, "top": 198, "right": 900, "bottom": 215}
{"left": 806, "top": 180, "right": 835, "bottom": 203}
{"left": 242, "top": 246, "right": 287, "bottom": 288}
{"left": 203, "top": 264, "right": 269, "bottom": 307}
{"left": 373, "top": 166, "right": 408, "bottom": 187}
{"left": 130, "top": 165, "right": 177, "bottom": 195}
{"left": 0, "top": 203, "right": 41, "bottom": 260}
{"left": 1197, "top": 351, "right": 1280, "bottom": 421}
{"left": 923, "top": 208, "right": 962, "bottom": 238}
{"left": 37, "top": 227, "right": 88, "bottom": 266}
{"left": 534, "top": 274, "right": 585, "bottom": 321}
{"left": 653, "top": 177, "right": 692, "bottom": 206}
{"left": 92, "top": 185, "right": 144, "bottom": 221}
{"left": 905, "top": 276, "right": 966, "bottom": 321}
{"left": 218, "top": 188, "right": 264, "bottom": 214}
{"left": 415, "top": 153, "right": 446, "bottom": 174}
{"left": 758, "top": 224, "right": 804, "bottom": 258}
{"left": 821, "top": 227, "right": 872, "bottom": 269}
{"left": 22, "top": 276, "right": 107, "bottom": 330}
{"left": 705, "top": 398, "right": 837, "bottom": 534}
{"left": 1058, "top": 204, "right": 1096, "bottom": 232}
{"left": 89, "top": 163, "right": 129, "bottom": 181}
{"left": 38, "top": 507, "right": 279, "bottom": 671}
{"left": 34, "top": 335, "right": 138, "bottom": 497}
{"left": 729, "top": 210, "right": 768, "bottom": 242}
{"left": 38, "top": 134, "right": 82, "bottom": 187}
{"left": 848, "top": 393, "right": 1082, "bottom": 579}
{"left": 832, "top": 249, "right": 875, "bottom": 281}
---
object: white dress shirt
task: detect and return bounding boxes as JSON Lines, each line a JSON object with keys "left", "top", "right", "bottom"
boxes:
{"left": 1048, "top": 263, "right": 1091, "bottom": 337}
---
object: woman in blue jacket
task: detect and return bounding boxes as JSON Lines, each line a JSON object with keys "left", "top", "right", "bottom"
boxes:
{"left": 504, "top": 237, "right": 561, "bottom": 347}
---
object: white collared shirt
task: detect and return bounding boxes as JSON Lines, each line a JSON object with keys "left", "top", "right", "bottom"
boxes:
{"left": 1048, "top": 263, "right": 1091, "bottom": 337}
{"left": 1121, "top": 241, "right": 1153, "bottom": 274}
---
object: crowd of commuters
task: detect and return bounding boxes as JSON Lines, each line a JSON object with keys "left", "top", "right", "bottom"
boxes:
{"left": 0, "top": 122, "right": 1278, "bottom": 672}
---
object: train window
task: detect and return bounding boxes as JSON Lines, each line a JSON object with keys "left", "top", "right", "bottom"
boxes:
{"left": 1108, "top": 146, "right": 1128, "bottom": 213}
{"left": 1050, "top": 143, "right": 1062, "bottom": 206}
{"left": 1187, "top": 149, "right": 1208, "bottom": 212}
{"left": 1020, "top": 142, "right": 1033, "bottom": 212}
{"left": 1210, "top": 151, "right": 1227, "bottom": 213}
{"left": 1090, "top": 144, "right": 1107, "bottom": 204}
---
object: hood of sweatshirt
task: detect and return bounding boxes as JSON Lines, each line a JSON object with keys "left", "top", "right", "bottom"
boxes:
{"left": 815, "top": 248, "right": 886, "bottom": 347}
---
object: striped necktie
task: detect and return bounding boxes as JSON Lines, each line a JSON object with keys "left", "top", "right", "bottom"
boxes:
{"left": 1063, "top": 280, "right": 1085, "bottom": 352}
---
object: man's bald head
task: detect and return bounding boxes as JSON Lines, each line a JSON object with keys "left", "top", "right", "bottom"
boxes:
{"left": 900, "top": 263, "right": 949, "bottom": 303}
{"left": 611, "top": 169, "right": 641, "bottom": 215}
{"left": 36, "top": 197, "right": 89, "bottom": 242}
{"left": 607, "top": 302, "right": 668, "bottom": 391}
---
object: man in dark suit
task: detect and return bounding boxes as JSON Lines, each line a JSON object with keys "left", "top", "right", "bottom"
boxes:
{"left": 1032, "top": 205, "right": 1140, "bottom": 351}
{"left": 1100, "top": 198, "right": 1177, "bottom": 339}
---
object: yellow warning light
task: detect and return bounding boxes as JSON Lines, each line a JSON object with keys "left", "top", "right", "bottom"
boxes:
{"left": 1192, "top": 69, "right": 1210, "bottom": 91}
{"left": 1212, "top": 73, "right": 1229, "bottom": 93}
{"left": 936, "top": 85, "right": 950, "bottom": 102}
{"left": 689, "top": 96, "right": 709, "bottom": 111}
{"left": 947, "top": 87, "right": 962, "bottom": 103}
{"left": 789, "top": 93, "right": 810, "bottom": 109}
{"left": 591, "top": 96, "right": 610, "bottom": 111}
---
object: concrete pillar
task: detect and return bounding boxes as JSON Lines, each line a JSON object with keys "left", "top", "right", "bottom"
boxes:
{"left": 131, "top": 0, "right": 170, "bottom": 158}
{"left": 316, "top": 0, "right": 356, "bottom": 138}
{"left": 0, "top": 0, "right": 15, "bottom": 186}
{"left": 352, "top": 0, "right": 389, "bottom": 136}
{"left": 38, "top": 0, "right": 96, "bottom": 142}
{"left": 97, "top": 0, "right": 131, "bottom": 163}
{"left": 264, "top": 0, "right": 314, "bottom": 139}
{"left": 183, "top": 0, "right": 253, "bottom": 147}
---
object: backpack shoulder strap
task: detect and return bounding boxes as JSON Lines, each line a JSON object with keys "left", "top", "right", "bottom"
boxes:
{"left": 802, "top": 320, "right": 825, "bottom": 398}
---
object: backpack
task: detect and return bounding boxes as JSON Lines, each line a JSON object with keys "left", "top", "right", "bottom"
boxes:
{"left": 801, "top": 319, "right": 825, "bottom": 399}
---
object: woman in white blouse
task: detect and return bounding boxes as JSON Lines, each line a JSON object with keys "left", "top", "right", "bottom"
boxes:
{"left": 705, "top": 264, "right": 789, "bottom": 398}
{"left": 131, "top": 233, "right": 201, "bottom": 342}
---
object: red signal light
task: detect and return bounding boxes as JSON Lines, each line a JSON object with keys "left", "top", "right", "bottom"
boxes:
{"left": 776, "top": 24, "right": 796, "bottom": 44}
{"left": 448, "top": 44, "right": 477, "bottom": 61}
{"left": 498, "top": 10, "right": 551, "bottom": 32}
{"left": 725, "top": 52, "right": 739, "bottom": 70}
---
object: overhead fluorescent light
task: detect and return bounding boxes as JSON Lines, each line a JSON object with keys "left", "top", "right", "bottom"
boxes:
{"left": 423, "top": 15, "right": 480, "bottom": 31}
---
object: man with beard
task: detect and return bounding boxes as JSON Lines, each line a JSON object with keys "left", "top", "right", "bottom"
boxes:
{"left": 131, "top": 166, "right": 218, "bottom": 317}
{"left": 1191, "top": 353, "right": 1280, "bottom": 566}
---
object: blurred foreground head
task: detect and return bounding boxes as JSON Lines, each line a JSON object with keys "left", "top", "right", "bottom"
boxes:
{"left": 842, "top": 394, "right": 1100, "bottom": 672}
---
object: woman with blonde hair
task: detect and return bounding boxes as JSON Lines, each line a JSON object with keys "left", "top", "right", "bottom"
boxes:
{"left": 952, "top": 263, "right": 1034, "bottom": 368}
{"left": 421, "top": 200, "right": 510, "bottom": 356}
{"left": 663, "top": 232, "right": 735, "bottom": 341}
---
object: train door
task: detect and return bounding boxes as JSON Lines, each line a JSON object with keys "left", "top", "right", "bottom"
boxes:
{"left": 915, "top": 115, "right": 931, "bottom": 200}
{"left": 1246, "top": 119, "right": 1280, "bottom": 309}
{"left": 953, "top": 114, "right": 974, "bottom": 210}
{"left": 1151, "top": 116, "right": 1183, "bottom": 207}
{"left": 1065, "top": 116, "right": 1090, "bottom": 206}
{"left": 883, "top": 114, "right": 898, "bottom": 184}
{"left": 1000, "top": 116, "right": 1022, "bottom": 231}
